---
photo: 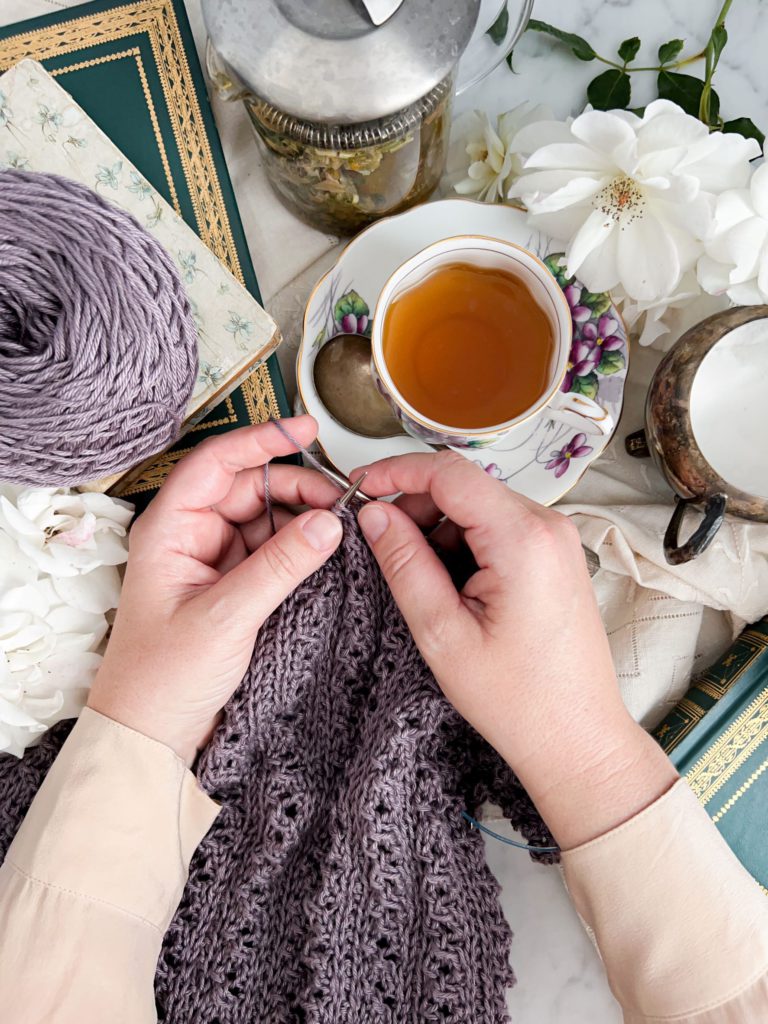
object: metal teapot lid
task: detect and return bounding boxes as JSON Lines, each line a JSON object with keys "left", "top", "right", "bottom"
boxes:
{"left": 202, "top": 0, "right": 480, "bottom": 125}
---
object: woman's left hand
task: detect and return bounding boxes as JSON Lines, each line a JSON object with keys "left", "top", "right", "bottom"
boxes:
{"left": 88, "top": 416, "right": 343, "bottom": 764}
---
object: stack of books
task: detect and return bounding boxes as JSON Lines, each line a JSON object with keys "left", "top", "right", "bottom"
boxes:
{"left": 652, "top": 617, "right": 768, "bottom": 892}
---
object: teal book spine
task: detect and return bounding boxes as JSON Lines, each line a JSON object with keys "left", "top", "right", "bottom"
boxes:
{"left": 652, "top": 618, "right": 768, "bottom": 891}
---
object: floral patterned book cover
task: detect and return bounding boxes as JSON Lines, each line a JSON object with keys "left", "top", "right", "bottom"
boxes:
{"left": 652, "top": 618, "right": 768, "bottom": 893}
{"left": 0, "top": 0, "right": 291, "bottom": 505}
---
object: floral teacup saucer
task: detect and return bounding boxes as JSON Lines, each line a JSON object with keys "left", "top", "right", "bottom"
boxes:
{"left": 297, "top": 199, "right": 628, "bottom": 505}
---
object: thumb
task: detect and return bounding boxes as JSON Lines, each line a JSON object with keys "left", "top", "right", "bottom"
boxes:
{"left": 358, "top": 502, "right": 464, "bottom": 663}
{"left": 208, "top": 509, "right": 343, "bottom": 625}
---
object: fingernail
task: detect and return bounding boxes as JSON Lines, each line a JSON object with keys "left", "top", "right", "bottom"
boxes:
{"left": 301, "top": 511, "right": 342, "bottom": 551}
{"left": 359, "top": 503, "right": 389, "bottom": 543}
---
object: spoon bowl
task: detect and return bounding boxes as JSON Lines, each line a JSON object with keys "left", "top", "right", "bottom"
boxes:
{"left": 312, "top": 333, "right": 407, "bottom": 439}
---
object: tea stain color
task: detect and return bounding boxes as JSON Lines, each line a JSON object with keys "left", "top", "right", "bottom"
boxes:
{"left": 382, "top": 262, "right": 554, "bottom": 429}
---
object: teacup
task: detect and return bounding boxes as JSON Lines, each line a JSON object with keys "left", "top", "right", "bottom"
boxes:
{"left": 371, "top": 235, "right": 614, "bottom": 449}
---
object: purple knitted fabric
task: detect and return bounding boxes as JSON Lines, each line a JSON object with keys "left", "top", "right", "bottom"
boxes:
{"left": 0, "top": 516, "right": 553, "bottom": 1022}
{"left": 0, "top": 169, "right": 198, "bottom": 486}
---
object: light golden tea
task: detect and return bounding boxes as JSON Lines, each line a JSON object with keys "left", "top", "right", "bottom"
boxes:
{"left": 381, "top": 261, "right": 555, "bottom": 429}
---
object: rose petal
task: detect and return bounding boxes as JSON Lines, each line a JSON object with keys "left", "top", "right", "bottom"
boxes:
{"left": 566, "top": 209, "right": 616, "bottom": 279}
{"left": 617, "top": 213, "right": 681, "bottom": 302}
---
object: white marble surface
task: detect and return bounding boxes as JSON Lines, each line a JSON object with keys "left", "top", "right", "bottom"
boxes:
{"left": 5, "top": 1, "right": 767, "bottom": 1021}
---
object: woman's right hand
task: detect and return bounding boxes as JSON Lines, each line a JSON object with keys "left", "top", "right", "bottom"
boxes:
{"left": 354, "top": 452, "right": 677, "bottom": 848}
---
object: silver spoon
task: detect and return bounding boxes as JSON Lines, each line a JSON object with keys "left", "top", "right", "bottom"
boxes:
{"left": 311, "top": 333, "right": 601, "bottom": 576}
{"left": 313, "top": 332, "right": 407, "bottom": 439}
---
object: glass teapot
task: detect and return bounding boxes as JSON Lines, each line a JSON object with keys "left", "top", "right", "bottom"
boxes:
{"left": 202, "top": 0, "right": 533, "bottom": 235}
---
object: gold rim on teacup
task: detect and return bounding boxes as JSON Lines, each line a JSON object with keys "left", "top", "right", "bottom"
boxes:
{"left": 371, "top": 234, "right": 604, "bottom": 449}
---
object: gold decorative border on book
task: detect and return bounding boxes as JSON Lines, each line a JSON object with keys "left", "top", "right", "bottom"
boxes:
{"left": 693, "top": 629, "right": 768, "bottom": 698}
{"left": 711, "top": 754, "right": 768, "bottom": 824}
{"left": 0, "top": 0, "right": 281, "bottom": 492}
{"left": 49, "top": 46, "right": 180, "bottom": 214}
{"left": 686, "top": 686, "right": 768, "bottom": 805}
{"left": 0, "top": 1, "right": 243, "bottom": 278}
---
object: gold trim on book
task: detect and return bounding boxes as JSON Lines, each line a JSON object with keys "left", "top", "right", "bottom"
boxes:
{"left": 686, "top": 687, "right": 768, "bottom": 805}
{"left": 49, "top": 46, "right": 180, "bottom": 214}
{"left": 0, "top": 1, "right": 243, "bottom": 279}
{"left": 696, "top": 680, "right": 729, "bottom": 702}
{"left": 0, "top": 0, "right": 282, "bottom": 494}
{"left": 711, "top": 754, "right": 768, "bottom": 824}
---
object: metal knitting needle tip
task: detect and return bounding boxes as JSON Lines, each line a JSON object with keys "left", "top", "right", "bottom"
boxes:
{"left": 337, "top": 472, "right": 368, "bottom": 508}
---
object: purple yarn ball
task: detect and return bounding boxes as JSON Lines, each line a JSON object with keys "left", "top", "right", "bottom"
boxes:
{"left": 0, "top": 169, "right": 198, "bottom": 486}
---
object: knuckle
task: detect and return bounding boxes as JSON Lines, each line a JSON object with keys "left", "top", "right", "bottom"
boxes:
{"left": 381, "top": 537, "right": 421, "bottom": 583}
{"left": 416, "top": 604, "right": 452, "bottom": 655}
{"left": 550, "top": 510, "right": 582, "bottom": 546}
{"left": 436, "top": 450, "right": 465, "bottom": 473}
{"left": 261, "top": 537, "right": 299, "bottom": 581}
{"left": 205, "top": 589, "right": 238, "bottom": 630}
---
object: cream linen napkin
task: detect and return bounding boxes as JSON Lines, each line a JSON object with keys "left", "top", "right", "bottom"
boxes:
{"left": 560, "top": 342, "right": 768, "bottom": 727}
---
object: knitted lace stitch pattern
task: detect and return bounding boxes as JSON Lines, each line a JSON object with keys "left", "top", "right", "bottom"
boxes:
{"left": 0, "top": 518, "right": 553, "bottom": 1022}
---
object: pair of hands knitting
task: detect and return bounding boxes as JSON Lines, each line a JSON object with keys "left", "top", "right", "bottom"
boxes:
{"left": 89, "top": 417, "right": 676, "bottom": 849}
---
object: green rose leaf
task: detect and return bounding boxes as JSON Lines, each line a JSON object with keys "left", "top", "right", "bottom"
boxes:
{"left": 628, "top": 106, "right": 646, "bottom": 118}
{"left": 723, "top": 117, "right": 765, "bottom": 148}
{"left": 587, "top": 69, "right": 631, "bottom": 111}
{"left": 527, "top": 19, "right": 596, "bottom": 61}
{"left": 657, "top": 71, "right": 720, "bottom": 121}
{"left": 487, "top": 3, "right": 509, "bottom": 45}
{"left": 571, "top": 371, "right": 599, "bottom": 400}
{"left": 618, "top": 37, "right": 641, "bottom": 63}
{"left": 657, "top": 38, "right": 684, "bottom": 64}
{"left": 313, "top": 327, "right": 327, "bottom": 350}
{"left": 597, "top": 349, "right": 625, "bottom": 376}
{"left": 334, "top": 290, "right": 369, "bottom": 322}
{"left": 582, "top": 290, "right": 613, "bottom": 316}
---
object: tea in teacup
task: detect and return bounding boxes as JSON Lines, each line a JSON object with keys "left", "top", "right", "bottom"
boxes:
{"left": 381, "top": 261, "right": 555, "bottom": 429}
{"left": 371, "top": 236, "right": 612, "bottom": 450}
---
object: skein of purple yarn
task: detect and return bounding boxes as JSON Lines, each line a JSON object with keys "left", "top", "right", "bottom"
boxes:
{"left": 0, "top": 169, "right": 198, "bottom": 486}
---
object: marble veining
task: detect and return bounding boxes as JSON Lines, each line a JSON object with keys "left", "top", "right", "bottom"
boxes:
{"left": 6, "top": 0, "right": 766, "bottom": 1021}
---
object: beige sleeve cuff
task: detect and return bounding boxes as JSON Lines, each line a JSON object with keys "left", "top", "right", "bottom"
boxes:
{"left": 562, "top": 779, "right": 768, "bottom": 1021}
{"left": 5, "top": 706, "right": 220, "bottom": 930}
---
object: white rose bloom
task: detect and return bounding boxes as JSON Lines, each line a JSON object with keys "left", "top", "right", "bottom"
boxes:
{"left": 698, "top": 150, "right": 768, "bottom": 303}
{"left": 510, "top": 99, "right": 760, "bottom": 304}
{"left": 453, "top": 102, "right": 552, "bottom": 203}
{"left": 0, "top": 486, "right": 132, "bottom": 756}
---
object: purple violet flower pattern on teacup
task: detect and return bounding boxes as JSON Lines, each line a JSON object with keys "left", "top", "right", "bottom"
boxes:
{"left": 544, "top": 254, "right": 626, "bottom": 404}
{"left": 311, "top": 255, "right": 625, "bottom": 476}
{"left": 546, "top": 433, "right": 594, "bottom": 478}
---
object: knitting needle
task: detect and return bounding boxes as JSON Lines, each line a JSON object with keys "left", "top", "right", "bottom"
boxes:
{"left": 327, "top": 457, "right": 600, "bottom": 575}
{"left": 337, "top": 472, "right": 369, "bottom": 508}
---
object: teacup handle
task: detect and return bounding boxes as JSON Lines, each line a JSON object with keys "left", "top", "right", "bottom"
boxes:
{"left": 547, "top": 391, "right": 614, "bottom": 437}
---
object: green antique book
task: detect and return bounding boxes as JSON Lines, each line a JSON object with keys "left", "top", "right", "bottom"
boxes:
{"left": 652, "top": 618, "right": 768, "bottom": 892}
{"left": 0, "top": 0, "right": 291, "bottom": 511}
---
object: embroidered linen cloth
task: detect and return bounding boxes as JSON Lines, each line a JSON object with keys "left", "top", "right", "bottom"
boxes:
{"left": 559, "top": 341, "right": 768, "bottom": 728}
